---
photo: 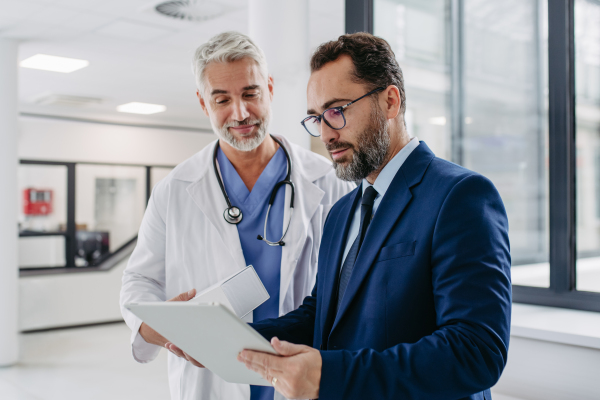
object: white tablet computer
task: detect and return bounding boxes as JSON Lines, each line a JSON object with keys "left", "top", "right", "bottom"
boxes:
{"left": 125, "top": 302, "right": 277, "bottom": 386}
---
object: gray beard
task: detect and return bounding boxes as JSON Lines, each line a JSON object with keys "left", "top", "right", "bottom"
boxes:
{"left": 211, "top": 110, "right": 270, "bottom": 152}
{"left": 330, "top": 104, "right": 390, "bottom": 182}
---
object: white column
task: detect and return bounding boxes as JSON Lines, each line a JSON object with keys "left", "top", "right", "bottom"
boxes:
{"left": 0, "top": 39, "right": 19, "bottom": 367}
{"left": 249, "top": 0, "right": 310, "bottom": 150}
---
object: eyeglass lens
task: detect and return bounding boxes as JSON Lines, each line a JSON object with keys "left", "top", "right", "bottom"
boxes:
{"left": 304, "top": 108, "right": 346, "bottom": 137}
{"left": 304, "top": 117, "right": 321, "bottom": 137}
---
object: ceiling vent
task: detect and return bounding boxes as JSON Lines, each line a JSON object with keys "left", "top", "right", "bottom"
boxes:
{"left": 30, "top": 93, "right": 104, "bottom": 107}
{"left": 154, "top": 0, "right": 227, "bottom": 22}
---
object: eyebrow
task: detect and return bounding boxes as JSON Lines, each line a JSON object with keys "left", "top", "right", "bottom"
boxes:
{"left": 307, "top": 97, "right": 352, "bottom": 115}
{"left": 210, "top": 85, "right": 261, "bottom": 96}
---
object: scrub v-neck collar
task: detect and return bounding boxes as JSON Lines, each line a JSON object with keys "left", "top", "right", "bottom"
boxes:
{"left": 216, "top": 146, "right": 286, "bottom": 215}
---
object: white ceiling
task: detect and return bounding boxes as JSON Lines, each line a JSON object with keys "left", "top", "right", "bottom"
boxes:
{"left": 0, "top": 0, "right": 345, "bottom": 129}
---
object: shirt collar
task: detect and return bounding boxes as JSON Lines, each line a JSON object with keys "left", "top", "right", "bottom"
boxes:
{"left": 362, "top": 137, "right": 420, "bottom": 198}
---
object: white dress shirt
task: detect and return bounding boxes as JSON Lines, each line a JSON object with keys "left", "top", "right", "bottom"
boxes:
{"left": 341, "top": 137, "right": 420, "bottom": 265}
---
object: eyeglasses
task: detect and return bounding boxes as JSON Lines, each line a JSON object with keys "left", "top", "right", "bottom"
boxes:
{"left": 300, "top": 87, "right": 385, "bottom": 137}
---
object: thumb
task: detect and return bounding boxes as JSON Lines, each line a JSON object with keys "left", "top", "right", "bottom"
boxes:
{"left": 271, "top": 337, "right": 303, "bottom": 357}
{"left": 169, "top": 289, "right": 196, "bottom": 302}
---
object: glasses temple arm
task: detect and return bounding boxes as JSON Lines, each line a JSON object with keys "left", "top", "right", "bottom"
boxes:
{"left": 343, "top": 87, "right": 386, "bottom": 109}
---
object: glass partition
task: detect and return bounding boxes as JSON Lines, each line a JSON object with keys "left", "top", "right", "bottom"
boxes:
{"left": 75, "top": 165, "right": 146, "bottom": 266}
{"left": 18, "top": 164, "right": 67, "bottom": 234}
{"left": 18, "top": 161, "right": 174, "bottom": 271}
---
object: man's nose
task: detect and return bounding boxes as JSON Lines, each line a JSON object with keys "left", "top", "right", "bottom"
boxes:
{"left": 320, "top": 121, "right": 339, "bottom": 145}
{"left": 231, "top": 99, "right": 250, "bottom": 121}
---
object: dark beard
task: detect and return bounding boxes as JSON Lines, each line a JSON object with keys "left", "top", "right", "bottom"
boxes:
{"left": 328, "top": 103, "right": 390, "bottom": 182}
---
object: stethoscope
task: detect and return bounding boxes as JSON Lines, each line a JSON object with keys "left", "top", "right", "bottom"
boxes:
{"left": 213, "top": 134, "right": 295, "bottom": 246}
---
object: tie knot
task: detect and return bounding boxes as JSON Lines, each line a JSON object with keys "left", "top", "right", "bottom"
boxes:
{"left": 361, "top": 186, "right": 378, "bottom": 207}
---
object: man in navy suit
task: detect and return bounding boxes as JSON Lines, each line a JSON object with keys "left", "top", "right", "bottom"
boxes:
{"left": 238, "top": 33, "right": 511, "bottom": 400}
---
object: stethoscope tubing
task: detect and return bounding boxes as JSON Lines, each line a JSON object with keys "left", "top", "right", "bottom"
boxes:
{"left": 214, "top": 134, "right": 295, "bottom": 246}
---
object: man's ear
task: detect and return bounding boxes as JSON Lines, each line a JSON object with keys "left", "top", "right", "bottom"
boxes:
{"left": 197, "top": 90, "right": 210, "bottom": 117}
{"left": 383, "top": 85, "right": 401, "bottom": 120}
{"left": 267, "top": 75, "right": 274, "bottom": 101}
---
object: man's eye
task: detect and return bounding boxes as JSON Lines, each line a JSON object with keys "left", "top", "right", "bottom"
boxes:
{"left": 215, "top": 98, "right": 229, "bottom": 104}
{"left": 245, "top": 92, "right": 258, "bottom": 98}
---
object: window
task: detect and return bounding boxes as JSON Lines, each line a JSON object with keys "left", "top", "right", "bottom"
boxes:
{"left": 575, "top": 0, "right": 600, "bottom": 293}
{"left": 374, "top": 0, "right": 550, "bottom": 287}
{"left": 351, "top": 0, "right": 600, "bottom": 311}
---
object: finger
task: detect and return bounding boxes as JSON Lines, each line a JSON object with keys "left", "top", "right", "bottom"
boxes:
{"left": 271, "top": 337, "right": 305, "bottom": 357}
{"left": 238, "top": 351, "right": 269, "bottom": 380}
{"left": 239, "top": 350, "right": 284, "bottom": 374}
{"left": 272, "top": 378, "right": 294, "bottom": 400}
{"left": 165, "top": 342, "right": 186, "bottom": 358}
{"left": 183, "top": 353, "right": 205, "bottom": 368}
{"left": 244, "top": 358, "right": 269, "bottom": 379}
{"left": 168, "top": 289, "right": 196, "bottom": 302}
{"left": 167, "top": 342, "right": 182, "bottom": 354}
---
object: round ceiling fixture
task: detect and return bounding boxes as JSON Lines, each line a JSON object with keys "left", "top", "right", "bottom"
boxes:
{"left": 155, "top": 0, "right": 227, "bottom": 22}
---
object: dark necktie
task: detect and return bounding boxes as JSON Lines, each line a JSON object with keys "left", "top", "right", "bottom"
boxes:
{"left": 336, "top": 186, "right": 378, "bottom": 311}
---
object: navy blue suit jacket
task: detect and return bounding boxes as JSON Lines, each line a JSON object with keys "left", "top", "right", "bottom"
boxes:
{"left": 251, "top": 142, "right": 511, "bottom": 400}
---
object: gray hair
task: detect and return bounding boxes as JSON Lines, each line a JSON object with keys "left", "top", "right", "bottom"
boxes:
{"left": 192, "top": 31, "right": 269, "bottom": 95}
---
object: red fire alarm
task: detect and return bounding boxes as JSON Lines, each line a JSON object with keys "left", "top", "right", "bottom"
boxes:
{"left": 23, "top": 188, "right": 53, "bottom": 215}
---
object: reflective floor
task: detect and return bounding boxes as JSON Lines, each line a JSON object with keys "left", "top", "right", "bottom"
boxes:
{"left": 0, "top": 322, "right": 169, "bottom": 400}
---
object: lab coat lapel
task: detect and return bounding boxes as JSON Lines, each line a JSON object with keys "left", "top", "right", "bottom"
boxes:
{"left": 184, "top": 153, "right": 247, "bottom": 274}
{"left": 329, "top": 142, "right": 435, "bottom": 335}
{"left": 320, "top": 187, "right": 361, "bottom": 345}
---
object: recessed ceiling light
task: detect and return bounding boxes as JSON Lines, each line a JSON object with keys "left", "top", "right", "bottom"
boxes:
{"left": 20, "top": 54, "right": 89, "bottom": 73}
{"left": 117, "top": 102, "right": 166, "bottom": 115}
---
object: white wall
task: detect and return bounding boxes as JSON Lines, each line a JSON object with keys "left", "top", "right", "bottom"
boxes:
{"left": 18, "top": 116, "right": 215, "bottom": 165}
{"left": 18, "top": 116, "right": 214, "bottom": 330}
{"left": 19, "top": 258, "right": 129, "bottom": 331}
{"left": 493, "top": 337, "right": 600, "bottom": 400}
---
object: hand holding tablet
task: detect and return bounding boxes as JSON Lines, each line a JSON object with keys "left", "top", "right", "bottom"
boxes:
{"left": 125, "top": 302, "right": 278, "bottom": 386}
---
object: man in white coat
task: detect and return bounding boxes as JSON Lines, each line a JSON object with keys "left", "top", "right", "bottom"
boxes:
{"left": 120, "top": 31, "right": 353, "bottom": 400}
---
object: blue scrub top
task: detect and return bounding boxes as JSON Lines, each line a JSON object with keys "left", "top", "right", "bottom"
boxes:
{"left": 217, "top": 146, "right": 287, "bottom": 400}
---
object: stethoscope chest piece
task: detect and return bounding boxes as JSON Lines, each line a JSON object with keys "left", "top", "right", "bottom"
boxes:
{"left": 213, "top": 134, "right": 293, "bottom": 245}
{"left": 223, "top": 206, "right": 243, "bottom": 224}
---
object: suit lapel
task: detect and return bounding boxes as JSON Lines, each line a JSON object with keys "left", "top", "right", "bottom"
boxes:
{"left": 329, "top": 142, "right": 436, "bottom": 335}
{"left": 320, "top": 186, "right": 362, "bottom": 345}
{"left": 279, "top": 172, "right": 324, "bottom": 312}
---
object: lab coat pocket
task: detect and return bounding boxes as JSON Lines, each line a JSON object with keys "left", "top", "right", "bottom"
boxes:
{"left": 377, "top": 241, "right": 416, "bottom": 262}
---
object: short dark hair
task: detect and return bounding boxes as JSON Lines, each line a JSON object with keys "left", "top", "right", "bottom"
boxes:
{"left": 310, "top": 32, "right": 406, "bottom": 117}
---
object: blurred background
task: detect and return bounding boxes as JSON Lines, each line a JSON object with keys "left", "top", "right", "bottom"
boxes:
{"left": 0, "top": 0, "right": 599, "bottom": 399}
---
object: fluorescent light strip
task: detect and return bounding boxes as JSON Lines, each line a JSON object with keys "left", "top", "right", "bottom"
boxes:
{"left": 117, "top": 102, "right": 167, "bottom": 115}
{"left": 20, "top": 54, "right": 89, "bottom": 73}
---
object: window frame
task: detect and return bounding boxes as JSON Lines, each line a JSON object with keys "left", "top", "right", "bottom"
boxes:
{"left": 351, "top": 0, "right": 600, "bottom": 312}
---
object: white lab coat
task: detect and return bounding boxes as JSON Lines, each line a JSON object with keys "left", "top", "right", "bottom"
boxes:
{"left": 120, "top": 135, "right": 354, "bottom": 400}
